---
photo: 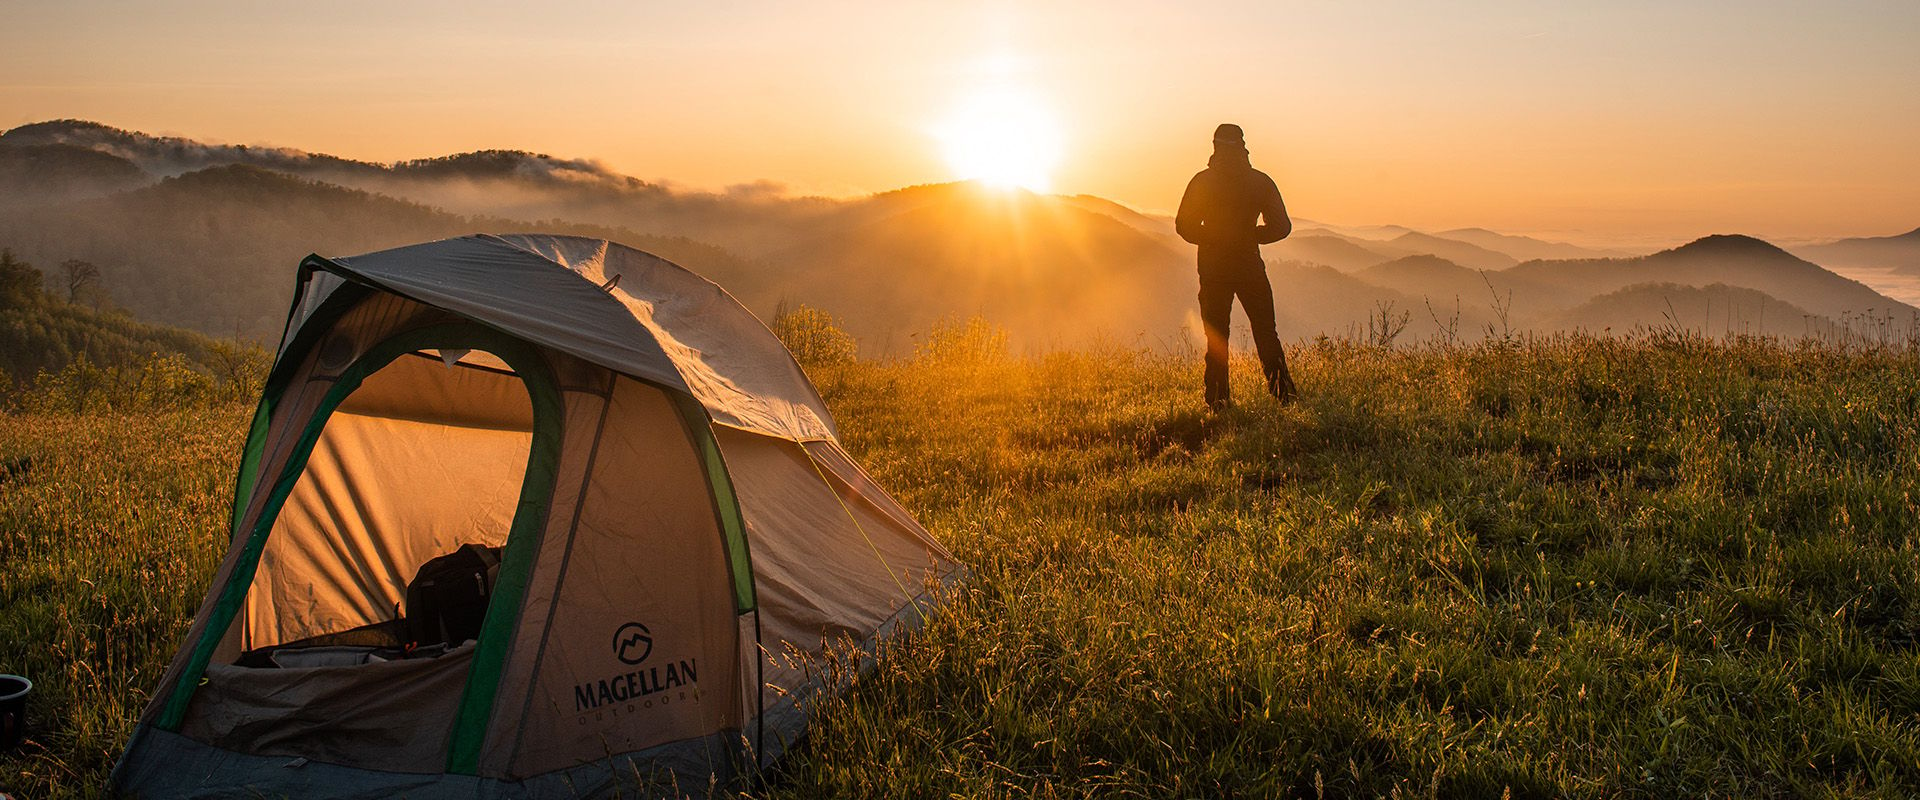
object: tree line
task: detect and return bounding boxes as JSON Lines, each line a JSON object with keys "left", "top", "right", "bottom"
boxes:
{"left": 0, "top": 247, "right": 268, "bottom": 410}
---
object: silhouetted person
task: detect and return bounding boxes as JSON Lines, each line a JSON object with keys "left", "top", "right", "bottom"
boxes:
{"left": 1176, "top": 123, "right": 1296, "bottom": 410}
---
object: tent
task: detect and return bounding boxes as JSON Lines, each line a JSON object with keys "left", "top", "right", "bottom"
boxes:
{"left": 110, "top": 234, "right": 960, "bottom": 797}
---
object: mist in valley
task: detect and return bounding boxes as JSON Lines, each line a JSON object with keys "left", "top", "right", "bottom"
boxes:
{"left": 4, "top": 119, "right": 1918, "bottom": 359}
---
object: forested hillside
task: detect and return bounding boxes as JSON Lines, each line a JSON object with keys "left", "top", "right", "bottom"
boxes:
{"left": 0, "top": 249, "right": 261, "bottom": 402}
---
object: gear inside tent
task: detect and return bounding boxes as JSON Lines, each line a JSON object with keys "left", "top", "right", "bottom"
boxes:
{"left": 110, "top": 234, "right": 960, "bottom": 798}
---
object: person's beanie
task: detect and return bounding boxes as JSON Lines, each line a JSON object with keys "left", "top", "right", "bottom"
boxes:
{"left": 1213, "top": 123, "right": 1245, "bottom": 145}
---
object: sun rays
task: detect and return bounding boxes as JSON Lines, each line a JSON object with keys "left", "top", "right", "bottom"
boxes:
{"left": 933, "top": 61, "right": 1064, "bottom": 193}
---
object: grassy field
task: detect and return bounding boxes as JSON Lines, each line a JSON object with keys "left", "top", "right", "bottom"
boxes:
{"left": 3, "top": 332, "right": 1918, "bottom": 797}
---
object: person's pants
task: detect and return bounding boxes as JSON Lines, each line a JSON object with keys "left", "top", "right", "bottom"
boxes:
{"left": 1199, "top": 277, "right": 1291, "bottom": 406}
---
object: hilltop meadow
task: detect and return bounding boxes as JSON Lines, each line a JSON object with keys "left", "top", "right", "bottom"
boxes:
{"left": 2, "top": 307, "right": 1918, "bottom": 797}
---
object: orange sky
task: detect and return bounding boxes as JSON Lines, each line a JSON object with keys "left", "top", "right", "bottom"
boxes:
{"left": 4, "top": 2, "right": 1917, "bottom": 245}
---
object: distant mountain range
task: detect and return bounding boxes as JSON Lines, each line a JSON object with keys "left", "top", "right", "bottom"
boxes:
{"left": 2, "top": 119, "right": 1914, "bottom": 349}
{"left": 1550, "top": 283, "right": 1821, "bottom": 339}
{"left": 1796, "top": 226, "right": 1920, "bottom": 265}
{"left": 1436, "top": 227, "right": 1630, "bottom": 262}
{"left": 1504, "top": 235, "right": 1901, "bottom": 321}
{"left": 1787, "top": 228, "right": 1920, "bottom": 308}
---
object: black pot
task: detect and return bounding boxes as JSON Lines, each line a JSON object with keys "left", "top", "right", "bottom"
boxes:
{"left": 0, "top": 674, "right": 29, "bottom": 751}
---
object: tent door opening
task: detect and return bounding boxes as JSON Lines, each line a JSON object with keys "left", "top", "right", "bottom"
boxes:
{"left": 240, "top": 343, "right": 541, "bottom": 659}
{"left": 236, "top": 343, "right": 538, "bottom": 665}
{"left": 154, "top": 323, "right": 564, "bottom": 751}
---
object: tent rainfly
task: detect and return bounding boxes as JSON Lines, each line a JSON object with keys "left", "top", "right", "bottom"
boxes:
{"left": 110, "top": 234, "right": 960, "bottom": 797}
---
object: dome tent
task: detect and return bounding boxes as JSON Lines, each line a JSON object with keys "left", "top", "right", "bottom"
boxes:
{"left": 110, "top": 234, "right": 959, "bottom": 797}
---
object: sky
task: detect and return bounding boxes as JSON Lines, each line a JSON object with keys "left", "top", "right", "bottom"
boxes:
{"left": 3, "top": 1, "right": 1918, "bottom": 245}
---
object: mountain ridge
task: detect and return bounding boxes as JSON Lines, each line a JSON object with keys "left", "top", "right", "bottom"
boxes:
{"left": 5, "top": 120, "right": 1914, "bottom": 348}
{"left": 1436, "top": 227, "right": 1624, "bottom": 261}
{"left": 1505, "top": 234, "right": 1914, "bottom": 321}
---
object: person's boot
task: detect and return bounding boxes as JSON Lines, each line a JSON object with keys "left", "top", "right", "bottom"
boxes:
{"left": 1267, "top": 369, "right": 1297, "bottom": 404}
{"left": 1204, "top": 367, "right": 1231, "bottom": 413}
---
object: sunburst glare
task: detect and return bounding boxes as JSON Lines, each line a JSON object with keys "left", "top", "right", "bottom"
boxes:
{"left": 935, "top": 85, "right": 1063, "bottom": 193}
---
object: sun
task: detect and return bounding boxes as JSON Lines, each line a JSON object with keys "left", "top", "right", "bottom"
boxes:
{"left": 935, "top": 86, "right": 1064, "bottom": 193}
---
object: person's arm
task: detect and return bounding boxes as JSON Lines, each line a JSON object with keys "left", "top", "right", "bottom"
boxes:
{"left": 1253, "top": 175, "right": 1292, "bottom": 244}
{"left": 1175, "top": 174, "right": 1210, "bottom": 245}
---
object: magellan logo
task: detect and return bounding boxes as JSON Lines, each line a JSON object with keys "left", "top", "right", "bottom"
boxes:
{"left": 613, "top": 622, "right": 652, "bottom": 665}
{"left": 574, "top": 622, "right": 700, "bottom": 714}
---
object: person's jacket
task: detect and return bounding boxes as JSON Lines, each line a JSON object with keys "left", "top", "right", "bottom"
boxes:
{"left": 1175, "top": 148, "right": 1291, "bottom": 283}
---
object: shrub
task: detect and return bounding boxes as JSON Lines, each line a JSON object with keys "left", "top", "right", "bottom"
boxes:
{"left": 916, "top": 316, "right": 1008, "bottom": 364}
{"left": 772, "top": 304, "right": 859, "bottom": 367}
{"left": 203, "top": 339, "right": 273, "bottom": 402}
{"left": 17, "top": 353, "right": 228, "bottom": 413}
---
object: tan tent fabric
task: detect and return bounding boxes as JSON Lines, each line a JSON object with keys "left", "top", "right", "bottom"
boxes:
{"left": 117, "top": 236, "right": 962, "bottom": 799}
{"left": 242, "top": 341, "right": 537, "bottom": 650}
{"left": 244, "top": 411, "right": 532, "bottom": 650}
{"left": 714, "top": 428, "right": 954, "bottom": 699}
{"left": 803, "top": 439, "right": 944, "bottom": 545}
{"left": 322, "top": 236, "right": 692, "bottom": 393}
{"left": 321, "top": 234, "right": 835, "bottom": 441}
{"left": 338, "top": 351, "right": 533, "bottom": 430}
{"left": 181, "top": 649, "right": 473, "bottom": 774}
{"left": 230, "top": 294, "right": 461, "bottom": 549}
{"left": 475, "top": 383, "right": 608, "bottom": 774}
{"left": 506, "top": 378, "right": 743, "bottom": 777}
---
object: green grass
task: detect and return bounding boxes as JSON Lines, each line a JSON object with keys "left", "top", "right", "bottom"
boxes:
{"left": 4, "top": 334, "right": 1919, "bottom": 797}
{"left": 0, "top": 407, "right": 240, "bottom": 793}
